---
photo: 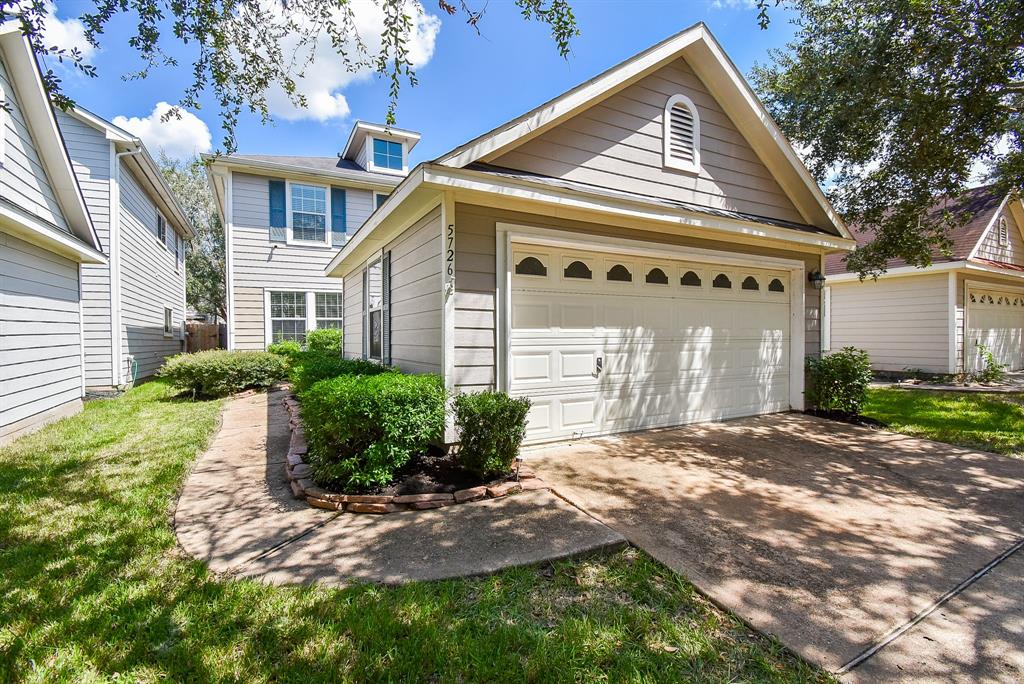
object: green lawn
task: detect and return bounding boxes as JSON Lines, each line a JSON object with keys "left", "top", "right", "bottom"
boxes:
{"left": 0, "top": 381, "right": 826, "bottom": 683}
{"left": 864, "top": 388, "right": 1024, "bottom": 458}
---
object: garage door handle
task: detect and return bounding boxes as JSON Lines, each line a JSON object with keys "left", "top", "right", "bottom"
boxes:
{"left": 595, "top": 356, "right": 603, "bottom": 376}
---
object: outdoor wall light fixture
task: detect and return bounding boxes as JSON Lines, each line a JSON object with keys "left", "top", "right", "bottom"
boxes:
{"left": 808, "top": 270, "right": 826, "bottom": 290}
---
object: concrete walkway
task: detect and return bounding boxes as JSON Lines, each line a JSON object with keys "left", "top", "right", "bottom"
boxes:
{"left": 528, "top": 415, "right": 1024, "bottom": 682}
{"left": 878, "top": 369, "right": 1024, "bottom": 393}
{"left": 174, "top": 388, "right": 625, "bottom": 585}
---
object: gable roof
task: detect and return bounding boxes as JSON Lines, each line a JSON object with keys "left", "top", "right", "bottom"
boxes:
{"left": 0, "top": 21, "right": 102, "bottom": 260}
{"left": 824, "top": 185, "right": 1009, "bottom": 275}
{"left": 436, "top": 22, "right": 850, "bottom": 240}
{"left": 66, "top": 106, "right": 196, "bottom": 239}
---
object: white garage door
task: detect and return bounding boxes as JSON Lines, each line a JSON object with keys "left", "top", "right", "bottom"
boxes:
{"left": 966, "top": 287, "right": 1024, "bottom": 372}
{"left": 509, "top": 245, "right": 794, "bottom": 442}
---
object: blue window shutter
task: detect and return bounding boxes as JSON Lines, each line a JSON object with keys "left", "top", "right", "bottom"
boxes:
{"left": 268, "top": 180, "right": 286, "bottom": 242}
{"left": 330, "top": 187, "right": 347, "bottom": 247}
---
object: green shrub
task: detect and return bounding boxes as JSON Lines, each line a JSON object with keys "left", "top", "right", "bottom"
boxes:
{"left": 973, "top": 343, "right": 1007, "bottom": 383}
{"left": 806, "top": 346, "right": 873, "bottom": 415}
{"left": 290, "top": 351, "right": 392, "bottom": 394}
{"left": 454, "top": 391, "right": 532, "bottom": 477}
{"left": 158, "top": 350, "right": 287, "bottom": 398}
{"left": 305, "top": 327, "right": 343, "bottom": 353}
{"left": 301, "top": 373, "right": 445, "bottom": 490}
{"left": 267, "top": 340, "right": 302, "bottom": 358}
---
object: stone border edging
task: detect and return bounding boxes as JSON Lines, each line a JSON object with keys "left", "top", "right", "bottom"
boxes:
{"left": 282, "top": 395, "right": 548, "bottom": 514}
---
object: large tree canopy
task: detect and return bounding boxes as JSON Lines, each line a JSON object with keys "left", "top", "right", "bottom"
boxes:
{"left": 1, "top": 0, "right": 578, "bottom": 152}
{"left": 752, "top": 0, "right": 1024, "bottom": 276}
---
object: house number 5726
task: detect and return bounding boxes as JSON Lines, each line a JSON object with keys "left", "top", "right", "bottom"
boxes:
{"left": 446, "top": 223, "right": 455, "bottom": 277}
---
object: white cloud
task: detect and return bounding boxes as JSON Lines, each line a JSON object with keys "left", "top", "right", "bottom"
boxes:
{"left": 113, "top": 103, "right": 213, "bottom": 160}
{"left": 264, "top": 0, "right": 441, "bottom": 122}
{"left": 710, "top": 0, "right": 758, "bottom": 9}
{"left": 41, "top": 1, "right": 96, "bottom": 60}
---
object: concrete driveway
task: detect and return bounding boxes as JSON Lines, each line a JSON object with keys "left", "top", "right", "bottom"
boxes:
{"left": 529, "top": 414, "right": 1024, "bottom": 682}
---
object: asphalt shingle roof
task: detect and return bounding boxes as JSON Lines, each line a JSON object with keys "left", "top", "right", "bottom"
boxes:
{"left": 825, "top": 185, "right": 1005, "bottom": 274}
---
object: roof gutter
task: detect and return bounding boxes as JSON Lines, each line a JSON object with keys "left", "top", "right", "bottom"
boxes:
{"left": 203, "top": 154, "right": 403, "bottom": 192}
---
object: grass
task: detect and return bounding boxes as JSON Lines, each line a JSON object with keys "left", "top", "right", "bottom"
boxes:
{"left": 864, "top": 388, "right": 1024, "bottom": 458}
{"left": 0, "top": 380, "right": 827, "bottom": 683}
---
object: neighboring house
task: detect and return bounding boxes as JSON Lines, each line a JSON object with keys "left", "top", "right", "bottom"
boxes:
{"left": 205, "top": 122, "right": 418, "bottom": 350}
{"left": 825, "top": 186, "right": 1024, "bottom": 375}
{"left": 325, "top": 23, "right": 856, "bottom": 443}
{"left": 0, "top": 23, "right": 105, "bottom": 444}
{"left": 54, "top": 107, "right": 194, "bottom": 390}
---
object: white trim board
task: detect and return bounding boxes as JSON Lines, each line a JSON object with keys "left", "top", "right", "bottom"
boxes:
{"left": 495, "top": 222, "right": 806, "bottom": 413}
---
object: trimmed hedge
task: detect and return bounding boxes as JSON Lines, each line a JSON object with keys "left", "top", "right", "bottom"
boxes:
{"left": 158, "top": 350, "right": 287, "bottom": 398}
{"left": 305, "top": 327, "right": 343, "bottom": 353}
{"left": 289, "top": 352, "right": 392, "bottom": 394}
{"left": 267, "top": 340, "right": 302, "bottom": 358}
{"left": 806, "top": 346, "right": 873, "bottom": 415}
{"left": 454, "top": 391, "right": 531, "bottom": 477}
{"left": 301, "top": 373, "right": 445, "bottom": 490}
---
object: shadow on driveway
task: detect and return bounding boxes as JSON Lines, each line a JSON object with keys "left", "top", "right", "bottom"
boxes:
{"left": 529, "top": 413, "right": 1024, "bottom": 680}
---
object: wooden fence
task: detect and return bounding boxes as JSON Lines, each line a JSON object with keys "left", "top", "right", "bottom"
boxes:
{"left": 186, "top": 322, "right": 225, "bottom": 353}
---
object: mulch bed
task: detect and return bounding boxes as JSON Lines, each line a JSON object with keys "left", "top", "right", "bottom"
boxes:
{"left": 804, "top": 409, "right": 888, "bottom": 429}
{"left": 281, "top": 394, "right": 548, "bottom": 514}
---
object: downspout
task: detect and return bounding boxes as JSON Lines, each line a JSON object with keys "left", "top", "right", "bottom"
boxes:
{"left": 110, "top": 143, "right": 143, "bottom": 387}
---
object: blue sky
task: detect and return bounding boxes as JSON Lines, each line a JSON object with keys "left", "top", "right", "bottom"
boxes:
{"left": 42, "top": 0, "right": 799, "bottom": 162}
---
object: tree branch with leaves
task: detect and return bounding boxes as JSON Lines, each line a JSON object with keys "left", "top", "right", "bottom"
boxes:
{"left": 752, "top": 0, "right": 1024, "bottom": 277}
{"left": 1, "top": 0, "right": 578, "bottom": 152}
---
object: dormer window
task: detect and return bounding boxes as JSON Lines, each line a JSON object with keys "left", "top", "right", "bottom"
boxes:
{"left": 373, "top": 138, "right": 403, "bottom": 171}
{"left": 663, "top": 94, "right": 700, "bottom": 173}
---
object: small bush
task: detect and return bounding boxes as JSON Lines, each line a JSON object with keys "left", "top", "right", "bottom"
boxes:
{"left": 454, "top": 391, "right": 532, "bottom": 477}
{"left": 306, "top": 327, "right": 343, "bottom": 353}
{"left": 159, "top": 350, "right": 287, "bottom": 398}
{"left": 290, "top": 351, "right": 392, "bottom": 394}
{"left": 973, "top": 343, "right": 1007, "bottom": 384}
{"left": 267, "top": 340, "right": 302, "bottom": 358}
{"left": 806, "top": 346, "right": 873, "bottom": 415}
{"left": 301, "top": 373, "right": 445, "bottom": 490}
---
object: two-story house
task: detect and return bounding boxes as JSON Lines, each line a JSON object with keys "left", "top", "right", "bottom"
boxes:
{"left": 206, "top": 122, "right": 419, "bottom": 349}
{"left": 55, "top": 108, "right": 194, "bottom": 390}
{"left": 1, "top": 22, "right": 105, "bottom": 444}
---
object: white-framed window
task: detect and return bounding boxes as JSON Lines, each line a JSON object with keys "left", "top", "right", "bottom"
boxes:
{"left": 269, "top": 291, "right": 307, "bottom": 343}
{"left": 163, "top": 307, "right": 173, "bottom": 337}
{"left": 365, "top": 259, "right": 383, "bottom": 361}
{"left": 286, "top": 182, "right": 329, "bottom": 246}
{"left": 174, "top": 233, "right": 182, "bottom": 272}
{"left": 0, "top": 78, "right": 7, "bottom": 174}
{"left": 315, "top": 292, "right": 344, "bottom": 329}
{"left": 375, "top": 192, "right": 390, "bottom": 210}
{"left": 372, "top": 138, "right": 403, "bottom": 171}
{"left": 157, "top": 213, "right": 167, "bottom": 246}
{"left": 998, "top": 216, "right": 1009, "bottom": 247}
{"left": 663, "top": 93, "right": 701, "bottom": 173}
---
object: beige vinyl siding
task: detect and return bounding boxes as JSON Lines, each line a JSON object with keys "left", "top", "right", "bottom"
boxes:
{"left": 343, "top": 270, "right": 363, "bottom": 359}
{"left": 385, "top": 206, "right": 442, "bottom": 374}
{"left": 1, "top": 230, "right": 83, "bottom": 444}
{"left": 954, "top": 271, "right": 1024, "bottom": 372}
{"left": 0, "top": 59, "right": 71, "bottom": 233}
{"left": 117, "top": 162, "right": 186, "bottom": 380}
{"left": 828, "top": 273, "right": 951, "bottom": 373}
{"left": 491, "top": 56, "right": 804, "bottom": 225}
{"left": 975, "top": 208, "right": 1024, "bottom": 267}
{"left": 230, "top": 172, "right": 349, "bottom": 349}
{"left": 56, "top": 111, "right": 115, "bottom": 386}
{"left": 453, "top": 202, "right": 822, "bottom": 394}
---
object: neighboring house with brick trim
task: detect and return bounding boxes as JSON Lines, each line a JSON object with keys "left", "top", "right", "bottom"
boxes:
{"left": 54, "top": 108, "right": 194, "bottom": 390}
{"left": 324, "top": 23, "right": 856, "bottom": 444}
{"left": 0, "top": 23, "right": 105, "bottom": 444}
{"left": 205, "top": 122, "right": 419, "bottom": 350}
{"left": 825, "top": 186, "right": 1024, "bottom": 375}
